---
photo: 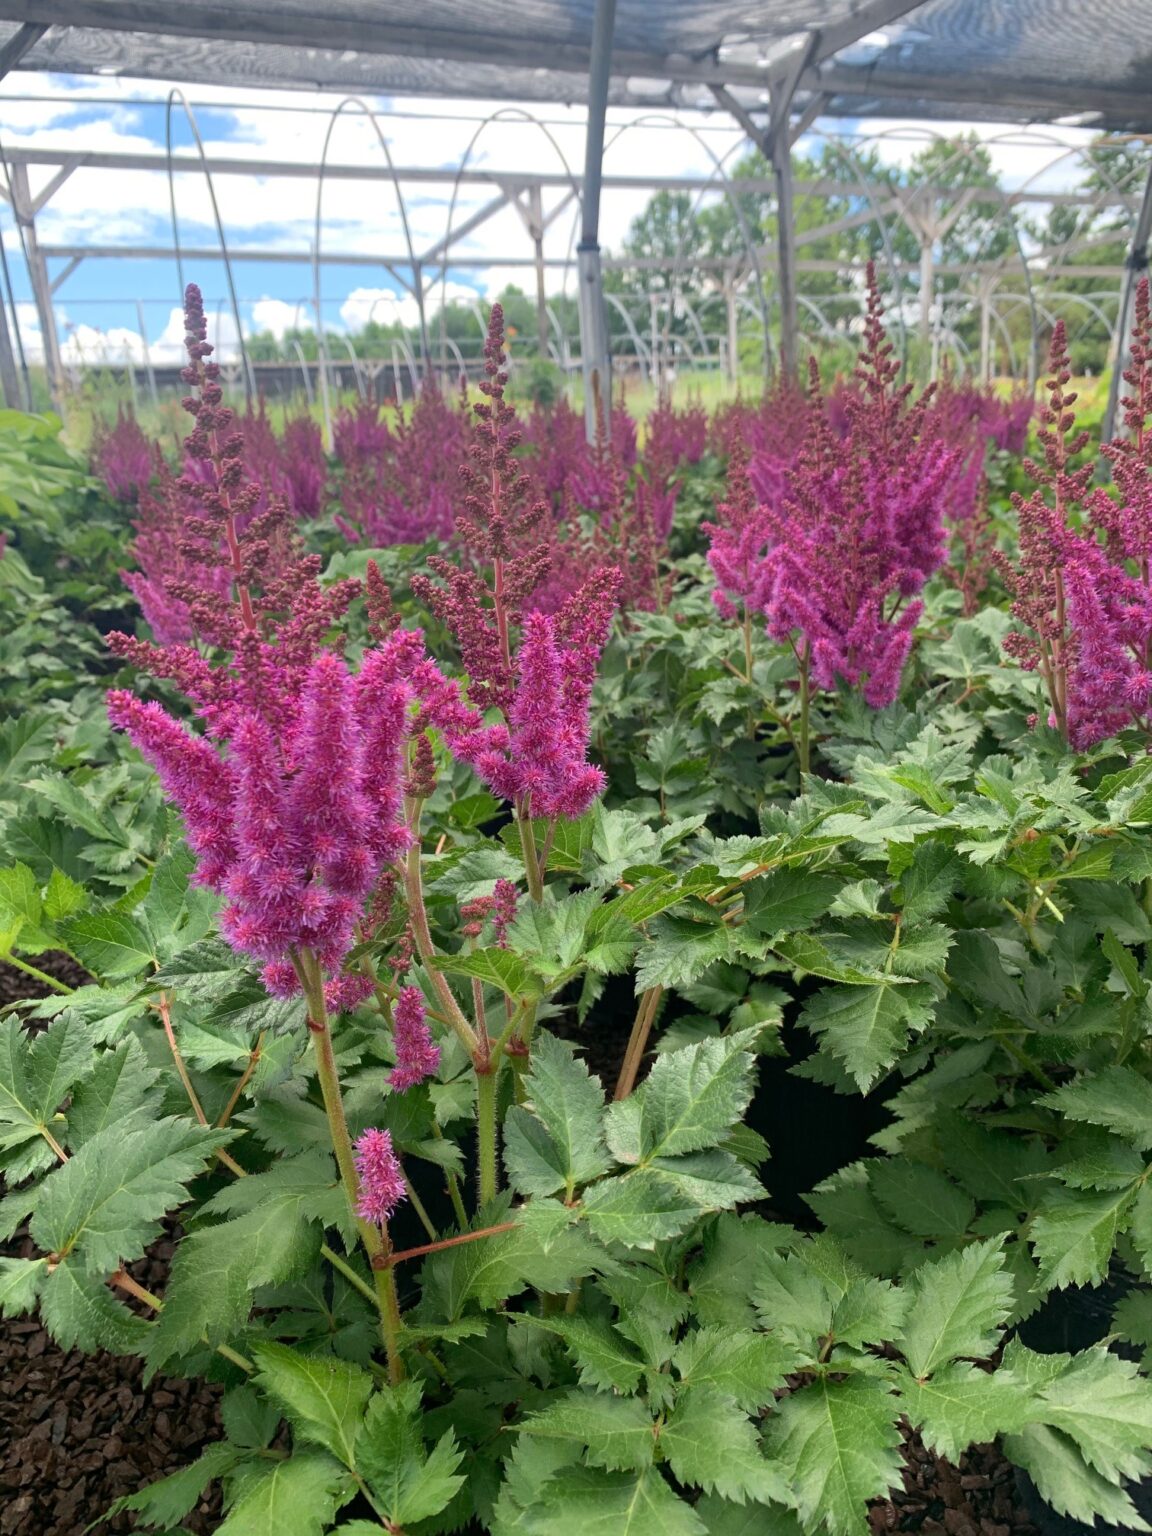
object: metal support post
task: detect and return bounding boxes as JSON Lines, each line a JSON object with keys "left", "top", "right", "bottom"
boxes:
{"left": 578, "top": 0, "right": 616, "bottom": 440}
{"left": 1103, "top": 152, "right": 1152, "bottom": 442}
{"left": 525, "top": 187, "right": 550, "bottom": 360}
{"left": 771, "top": 123, "right": 801, "bottom": 379}
{"left": 724, "top": 270, "right": 739, "bottom": 384}
{"left": 712, "top": 34, "right": 813, "bottom": 381}
{"left": 978, "top": 277, "right": 998, "bottom": 383}
{"left": 0, "top": 286, "right": 20, "bottom": 407}
{"left": 135, "top": 298, "right": 158, "bottom": 408}
{"left": 10, "top": 163, "right": 64, "bottom": 409}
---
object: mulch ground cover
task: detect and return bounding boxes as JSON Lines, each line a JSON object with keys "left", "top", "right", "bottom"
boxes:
{"left": 0, "top": 952, "right": 1057, "bottom": 1535}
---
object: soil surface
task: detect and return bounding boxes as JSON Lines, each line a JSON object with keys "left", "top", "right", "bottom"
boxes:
{"left": 1, "top": 951, "right": 224, "bottom": 1535}
{"left": 871, "top": 1430, "right": 1039, "bottom": 1536}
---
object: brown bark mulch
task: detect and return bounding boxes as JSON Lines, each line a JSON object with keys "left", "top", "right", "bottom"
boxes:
{"left": 871, "top": 1430, "right": 1039, "bottom": 1536}
{"left": 0, "top": 1229, "right": 224, "bottom": 1536}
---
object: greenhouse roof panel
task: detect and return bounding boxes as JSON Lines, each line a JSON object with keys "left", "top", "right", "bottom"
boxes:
{"left": 0, "top": 0, "right": 1149, "bottom": 127}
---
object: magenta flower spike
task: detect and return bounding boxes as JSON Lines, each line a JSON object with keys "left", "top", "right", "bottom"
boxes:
{"left": 389, "top": 986, "right": 441, "bottom": 1091}
{"left": 353, "top": 1128, "right": 407, "bottom": 1225}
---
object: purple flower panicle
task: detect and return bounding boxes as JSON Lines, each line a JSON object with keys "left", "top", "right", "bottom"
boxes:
{"left": 353, "top": 1129, "right": 406, "bottom": 1225}
{"left": 389, "top": 986, "right": 440, "bottom": 1092}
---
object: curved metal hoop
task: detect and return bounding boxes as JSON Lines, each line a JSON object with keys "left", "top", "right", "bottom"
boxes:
{"left": 164, "top": 89, "right": 255, "bottom": 403}
{"left": 313, "top": 97, "right": 429, "bottom": 444}
{"left": 437, "top": 107, "right": 581, "bottom": 375}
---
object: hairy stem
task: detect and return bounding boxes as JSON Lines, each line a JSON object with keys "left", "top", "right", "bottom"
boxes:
{"left": 431, "top": 1122, "right": 471, "bottom": 1227}
{"left": 156, "top": 991, "right": 209, "bottom": 1128}
{"left": 475, "top": 1063, "right": 500, "bottom": 1206}
{"left": 518, "top": 803, "right": 545, "bottom": 903}
{"left": 110, "top": 1268, "right": 255, "bottom": 1374}
{"left": 613, "top": 986, "right": 663, "bottom": 1101}
{"left": 216, "top": 1031, "right": 265, "bottom": 1128}
{"left": 797, "top": 639, "right": 812, "bottom": 777}
{"left": 403, "top": 1176, "right": 439, "bottom": 1243}
{"left": 388, "top": 1221, "right": 518, "bottom": 1268}
{"left": 403, "top": 838, "right": 478, "bottom": 1055}
{"left": 295, "top": 949, "right": 405, "bottom": 1384}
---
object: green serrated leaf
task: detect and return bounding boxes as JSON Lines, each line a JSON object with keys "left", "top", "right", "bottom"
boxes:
{"left": 31, "top": 1117, "right": 227, "bottom": 1274}
{"left": 516, "top": 1314, "right": 645, "bottom": 1394}
{"left": 1042, "top": 1067, "right": 1152, "bottom": 1149}
{"left": 356, "top": 1382, "right": 466, "bottom": 1524}
{"left": 901, "top": 1362, "right": 1034, "bottom": 1459}
{"left": 0, "top": 1255, "right": 47, "bottom": 1317}
{"left": 518, "top": 1390, "right": 656, "bottom": 1471}
{"left": 503, "top": 1034, "right": 611, "bottom": 1199}
{"left": 1031, "top": 1186, "right": 1136, "bottom": 1291}
{"left": 661, "top": 1385, "right": 793, "bottom": 1505}
{"left": 0, "top": 1012, "right": 94, "bottom": 1154}
{"left": 800, "top": 981, "right": 933, "bottom": 1092}
{"left": 673, "top": 1325, "right": 800, "bottom": 1410}
{"left": 604, "top": 1029, "right": 758, "bottom": 1165}
{"left": 66, "top": 1035, "right": 162, "bottom": 1147}
{"left": 519, "top": 1465, "right": 705, "bottom": 1536}
{"left": 104, "top": 1443, "right": 244, "bottom": 1529}
{"left": 898, "top": 1240, "right": 1013, "bottom": 1379}
{"left": 766, "top": 1375, "right": 902, "bottom": 1536}
{"left": 431, "top": 947, "right": 535, "bottom": 998}
{"left": 62, "top": 911, "right": 157, "bottom": 979}
{"left": 38, "top": 1260, "right": 151, "bottom": 1354}
{"left": 252, "top": 1341, "right": 373, "bottom": 1468}
{"left": 216, "top": 1452, "right": 349, "bottom": 1536}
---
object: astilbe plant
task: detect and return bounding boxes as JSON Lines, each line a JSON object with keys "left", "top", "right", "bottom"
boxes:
{"left": 1000, "top": 296, "right": 1152, "bottom": 747}
{"left": 17, "top": 282, "right": 1152, "bottom": 1536}
{"left": 707, "top": 265, "right": 957, "bottom": 769}
{"left": 412, "top": 303, "right": 621, "bottom": 893}
{"left": 533, "top": 404, "right": 674, "bottom": 618}
{"left": 92, "top": 405, "right": 156, "bottom": 504}
{"left": 644, "top": 396, "right": 709, "bottom": 490}
{"left": 103, "top": 287, "right": 508, "bottom": 1378}
{"left": 333, "top": 383, "right": 467, "bottom": 546}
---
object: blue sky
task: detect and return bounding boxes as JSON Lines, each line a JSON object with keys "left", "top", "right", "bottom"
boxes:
{"left": 0, "top": 72, "right": 1094, "bottom": 366}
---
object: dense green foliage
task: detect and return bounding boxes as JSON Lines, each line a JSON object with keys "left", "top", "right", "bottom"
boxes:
{"left": 3, "top": 397, "right": 1152, "bottom": 1536}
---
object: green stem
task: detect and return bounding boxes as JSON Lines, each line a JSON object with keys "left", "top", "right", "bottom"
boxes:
{"left": 997, "top": 1033, "right": 1058, "bottom": 1093}
{"left": 742, "top": 606, "right": 754, "bottom": 684}
{"left": 294, "top": 950, "right": 405, "bottom": 1384}
{"left": 518, "top": 805, "right": 545, "bottom": 903}
{"left": 404, "top": 1176, "right": 439, "bottom": 1243}
{"left": 7, "top": 955, "right": 73, "bottom": 995}
{"left": 403, "top": 838, "right": 479, "bottom": 1055}
{"left": 431, "top": 1123, "right": 470, "bottom": 1227}
{"left": 112, "top": 1269, "right": 255, "bottom": 1374}
{"left": 797, "top": 640, "right": 812, "bottom": 777}
{"left": 475, "top": 1063, "right": 500, "bottom": 1206}
{"left": 319, "top": 1244, "right": 380, "bottom": 1308}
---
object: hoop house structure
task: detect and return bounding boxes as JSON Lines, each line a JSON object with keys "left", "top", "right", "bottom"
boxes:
{"left": 0, "top": 0, "right": 1149, "bottom": 432}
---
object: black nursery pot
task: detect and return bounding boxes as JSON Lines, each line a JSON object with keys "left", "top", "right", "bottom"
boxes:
{"left": 1015, "top": 1271, "right": 1150, "bottom": 1536}
{"left": 1013, "top": 1464, "right": 1152, "bottom": 1536}
{"left": 744, "top": 975, "right": 891, "bottom": 1226}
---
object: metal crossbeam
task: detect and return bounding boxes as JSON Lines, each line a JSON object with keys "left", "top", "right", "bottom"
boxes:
{"left": 0, "top": 19, "right": 44, "bottom": 79}
{"left": 37, "top": 241, "right": 1130, "bottom": 283}
{"left": 0, "top": 147, "right": 1134, "bottom": 212}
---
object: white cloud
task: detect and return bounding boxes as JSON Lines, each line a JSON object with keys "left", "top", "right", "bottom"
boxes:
{"left": 339, "top": 280, "right": 480, "bottom": 332}
{"left": 250, "top": 296, "right": 314, "bottom": 338}
{"left": 0, "top": 70, "right": 1126, "bottom": 357}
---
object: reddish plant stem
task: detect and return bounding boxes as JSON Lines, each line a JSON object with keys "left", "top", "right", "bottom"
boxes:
{"left": 216, "top": 1030, "right": 265, "bottom": 1128}
{"left": 387, "top": 1221, "right": 518, "bottom": 1268}
{"left": 613, "top": 985, "right": 664, "bottom": 1101}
